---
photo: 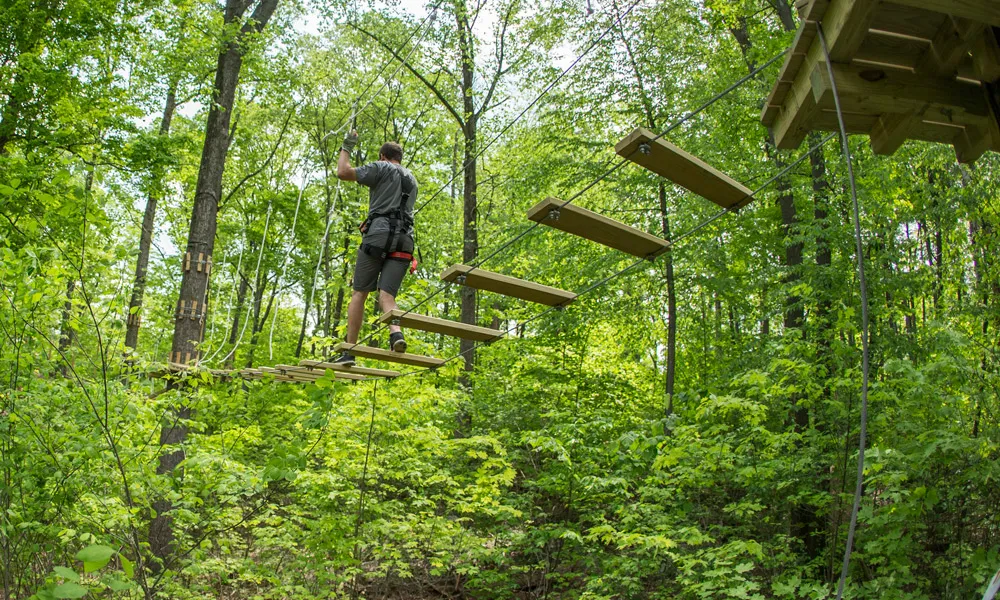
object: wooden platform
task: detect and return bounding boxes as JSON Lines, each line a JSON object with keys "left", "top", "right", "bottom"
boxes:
{"left": 763, "top": 0, "right": 1000, "bottom": 163}
{"left": 440, "top": 264, "right": 577, "bottom": 307}
{"left": 334, "top": 343, "right": 445, "bottom": 368}
{"left": 615, "top": 128, "right": 754, "bottom": 209}
{"left": 297, "top": 360, "right": 400, "bottom": 378}
{"left": 526, "top": 197, "right": 670, "bottom": 259}
{"left": 378, "top": 309, "right": 504, "bottom": 342}
{"left": 272, "top": 364, "right": 369, "bottom": 381}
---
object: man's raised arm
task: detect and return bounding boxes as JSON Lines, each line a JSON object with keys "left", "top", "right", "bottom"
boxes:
{"left": 337, "top": 129, "right": 358, "bottom": 181}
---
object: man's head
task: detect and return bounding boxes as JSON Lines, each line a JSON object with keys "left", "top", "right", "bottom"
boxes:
{"left": 379, "top": 141, "right": 403, "bottom": 163}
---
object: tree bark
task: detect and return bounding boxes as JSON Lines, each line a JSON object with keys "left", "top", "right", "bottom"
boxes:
{"left": 456, "top": 0, "right": 479, "bottom": 384}
{"left": 152, "top": 0, "right": 280, "bottom": 567}
{"left": 126, "top": 83, "right": 177, "bottom": 350}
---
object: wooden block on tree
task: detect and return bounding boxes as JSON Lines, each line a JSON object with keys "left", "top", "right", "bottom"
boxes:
{"left": 525, "top": 197, "right": 670, "bottom": 259}
{"left": 614, "top": 128, "right": 753, "bottom": 209}
{"left": 296, "top": 360, "right": 398, "bottom": 378}
{"left": 378, "top": 309, "right": 504, "bottom": 342}
{"left": 334, "top": 343, "right": 446, "bottom": 368}
{"left": 440, "top": 264, "right": 577, "bottom": 307}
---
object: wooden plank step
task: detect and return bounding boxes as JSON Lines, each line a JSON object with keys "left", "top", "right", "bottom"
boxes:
{"left": 440, "top": 264, "right": 577, "bottom": 307}
{"left": 526, "top": 196, "right": 670, "bottom": 259}
{"left": 615, "top": 127, "right": 753, "bottom": 209}
{"left": 335, "top": 343, "right": 445, "bottom": 368}
{"left": 378, "top": 309, "right": 504, "bottom": 342}
{"left": 297, "top": 360, "right": 400, "bottom": 378}
{"left": 266, "top": 365, "right": 367, "bottom": 381}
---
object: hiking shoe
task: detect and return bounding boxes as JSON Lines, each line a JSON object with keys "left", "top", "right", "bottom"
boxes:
{"left": 332, "top": 351, "right": 355, "bottom": 367}
{"left": 390, "top": 332, "right": 407, "bottom": 353}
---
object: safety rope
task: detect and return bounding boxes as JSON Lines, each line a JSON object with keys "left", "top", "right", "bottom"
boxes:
{"left": 268, "top": 170, "right": 309, "bottom": 359}
{"left": 817, "top": 24, "right": 871, "bottom": 600}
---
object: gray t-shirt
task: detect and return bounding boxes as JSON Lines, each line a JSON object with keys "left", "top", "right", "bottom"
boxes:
{"left": 355, "top": 160, "right": 418, "bottom": 237}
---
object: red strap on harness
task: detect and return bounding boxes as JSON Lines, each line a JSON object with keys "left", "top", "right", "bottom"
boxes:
{"left": 387, "top": 251, "right": 418, "bottom": 274}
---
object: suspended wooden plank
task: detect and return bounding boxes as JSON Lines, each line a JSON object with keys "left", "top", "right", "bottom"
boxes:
{"left": 526, "top": 197, "right": 670, "bottom": 259}
{"left": 297, "top": 360, "right": 400, "bottom": 379}
{"left": 440, "top": 264, "right": 577, "bottom": 307}
{"left": 378, "top": 309, "right": 504, "bottom": 342}
{"left": 334, "top": 343, "right": 445, "bottom": 368}
{"left": 615, "top": 128, "right": 754, "bottom": 209}
{"left": 262, "top": 365, "right": 368, "bottom": 382}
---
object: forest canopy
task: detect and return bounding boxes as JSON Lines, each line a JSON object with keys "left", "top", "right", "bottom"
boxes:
{"left": 1, "top": 0, "right": 999, "bottom": 598}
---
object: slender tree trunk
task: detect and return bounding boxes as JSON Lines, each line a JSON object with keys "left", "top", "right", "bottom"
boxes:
{"left": 332, "top": 233, "right": 350, "bottom": 336}
{"left": 456, "top": 0, "right": 479, "bottom": 385}
{"left": 126, "top": 83, "right": 177, "bottom": 350}
{"left": 225, "top": 271, "right": 250, "bottom": 369}
{"left": 153, "top": 0, "right": 280, "bottom": 566}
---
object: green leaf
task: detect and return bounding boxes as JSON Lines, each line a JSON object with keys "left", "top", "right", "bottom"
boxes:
{"left": 107, "top": 578, "right": 131, "bottom": 592}
{"left": 120, "top": 555, "right": 134, "bottom": 578}
{"left": 76, "top": 545, "right": 115, "bottom": 572}
{"left": 52, "top": 582, "right": 88, "bottom": 598}
{"left": 53, "top": 566, "right": 79, "bottom": 581}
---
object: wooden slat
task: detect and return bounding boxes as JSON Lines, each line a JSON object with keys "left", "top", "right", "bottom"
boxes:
{"left": 440, "top": 264, "right": 577, "bottom": 307}
{"left": 334, "top": 343, "right": 445, "bottom": 368}
{"left": 378, "top": 309, "right": 504, "bottom": 342}
{"left": 763, "top": 22, "right": 819, "bottom": 125}
{"left": 263, "top": 365, "right": 368, "bottom": 381}
{"left": 297, "top": 360, "right": 399, "bottom": 378}
{"left": 614, "top": 128, "right": 753, "bottom": 209}
{"left": 888, "top": 0, "right": 1000, "bottom": 28}
{"left": 855, "top": 31, "right": 931, "bottom": 71}
{"left": 526, "top": 197, "right": 670, "bottom": 259}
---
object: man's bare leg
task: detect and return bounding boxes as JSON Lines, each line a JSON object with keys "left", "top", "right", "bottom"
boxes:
{"left": 346, "top": 290, "right": 369, "bottom": 343}
{"left": 379, "top": 290, "right": 402, "bottom": 334}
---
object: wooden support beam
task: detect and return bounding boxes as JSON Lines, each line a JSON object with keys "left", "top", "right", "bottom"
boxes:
{"left": 296, "top": 360, "right": 399, "bottom": 378}
{"left": 440, "top": 264, "right": 576, "bottom": 306}
{"left": 972, "top": 27, "right": 1000, "bottom": 81}
{"left": 888, "top": 0, "right": 1000, "bottom": 28}
{"left": 614, "top": 128, "right": 753, "bottom": 209}
{"left": 810, "top": 62, "right": 991, "bottom": 128}
{"left": 377, "top": 309, "right": 504, "bottom": 342}
{"left": 954, "top": 124, "right": 992, "bottom": 162}
{"left": 871, "top": 2, "right": 950, "bottom": 41}
{"left": 334, "top": 343, "right": 445, "bottom": 368}
{"left": 526, "top": 197, "right": 670, "bottom": 259}
{"left": 916, "top": 17, "right": 984, "bottom": 76}
{"left": 823, "top": 0, "right": 882, "bottom": 62}
{"left": 870, "top": 108, "right": 928, "bottom": 155}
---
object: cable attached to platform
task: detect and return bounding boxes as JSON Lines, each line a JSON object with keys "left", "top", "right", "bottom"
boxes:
{"left": 816, "top": 23, "right": 871, "bottom": 600}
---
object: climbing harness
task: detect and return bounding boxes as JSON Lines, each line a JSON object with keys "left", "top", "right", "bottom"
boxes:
{"left": 358, "top": 163, "right": 418, "bottom": 274}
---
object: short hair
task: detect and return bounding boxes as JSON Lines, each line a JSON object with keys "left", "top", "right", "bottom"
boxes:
{"left": 379, "top": 141, "right": 403, "bottom": 162}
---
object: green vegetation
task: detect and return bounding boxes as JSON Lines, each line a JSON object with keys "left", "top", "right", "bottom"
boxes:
{"left": 1, "top": 0, "right": 998, "bottom": 597}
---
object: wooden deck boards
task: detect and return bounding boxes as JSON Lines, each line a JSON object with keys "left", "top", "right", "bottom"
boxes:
{"left": 440, "top": 264, "right": 576, "bottom": 306}
{"left": 615, "top": 128, "right": 753, "bottom": 209}
{"left": 297, "top": 360, "right": 400, "bottom": 378}
{"left": 763, "top": 0, "right": 1000, "bottom": 162}
{"left": 526, "top": 197, "right": 670, "bottom": 259}
{"left": 334, "top": 343, "right": 445, "bottom": 368}
{"left": 378, "top": 309, "right": 504, "bottom": 342}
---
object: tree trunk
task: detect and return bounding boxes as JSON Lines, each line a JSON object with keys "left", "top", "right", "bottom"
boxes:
{"left": 126, "top": 83, "right": 177, "bottom": 350}
{"left": 225, "top": 271, "right": 250, "bottom": 369}
{"left": 152, "top": 0, "right": 280, "bottom": 567}
{"left": 456, "top": 0, "right": 479, "bottom": 384}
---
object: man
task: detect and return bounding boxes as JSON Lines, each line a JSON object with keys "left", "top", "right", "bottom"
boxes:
{"left": 332, "top": 129, "right": 417, "bottom": 366}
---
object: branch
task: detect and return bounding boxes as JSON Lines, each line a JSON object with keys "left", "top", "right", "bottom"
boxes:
{"left": 221, "top": 104, "right": 297, "bottom": 208}
{"left": 479, "top": 1, "right": 516, "bottom": 118}
{"left": 348, "top": 21, "right": 465, "bottom": 127}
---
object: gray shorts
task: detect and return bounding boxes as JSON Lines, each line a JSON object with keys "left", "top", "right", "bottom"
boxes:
{"left": 352, "top": 235, "right": 412, "bottom": 296}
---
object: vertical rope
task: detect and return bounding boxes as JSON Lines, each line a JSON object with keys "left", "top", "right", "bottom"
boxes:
{"left": 268, "top": 170, "right": 309, "bottom": 359}
{"left": 817, "top": 25, "right": 872, "bottom": 600}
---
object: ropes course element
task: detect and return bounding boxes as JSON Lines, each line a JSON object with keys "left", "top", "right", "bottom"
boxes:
{"left": 818, "top": 23, "right": 872, "bottom": 600}
{"left": 268, "top": 170, "right": 309, "bottom": 359}
{"left": 204, "top": 199, "right": 274, "bottom": 366}
{"left": 347, "top": 44, "right": 788, "bottom": 352}
{"left": 394, "top": 132, "right": 837, "bottom": 381}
